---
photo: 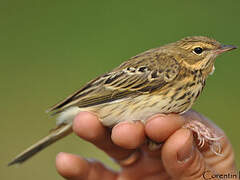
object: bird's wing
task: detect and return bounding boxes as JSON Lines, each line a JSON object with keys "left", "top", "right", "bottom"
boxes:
{"left": 48, "top": 51, "right": 180, "bottom": 113}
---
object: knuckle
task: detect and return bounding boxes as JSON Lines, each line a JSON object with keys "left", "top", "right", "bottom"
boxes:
{"left": 181, "top": 152, "right": 206, "bottom": 179}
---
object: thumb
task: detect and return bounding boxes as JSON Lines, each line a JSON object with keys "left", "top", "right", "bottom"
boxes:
{"left": 161, "top": 128, "right": 208, "bottom": 180}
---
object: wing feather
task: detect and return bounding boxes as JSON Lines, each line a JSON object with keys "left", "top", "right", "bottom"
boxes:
{"left": 48, "top": 51, "right": 180, "bottom": 113}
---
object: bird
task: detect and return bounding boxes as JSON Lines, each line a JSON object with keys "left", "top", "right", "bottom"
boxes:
{"left": 8, "top": 36, "right": 237, "bottom": 166}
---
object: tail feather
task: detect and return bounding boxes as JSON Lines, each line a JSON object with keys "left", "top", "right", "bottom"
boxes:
{"left": 8, "top": 123, "right": 72, "bottom": 166}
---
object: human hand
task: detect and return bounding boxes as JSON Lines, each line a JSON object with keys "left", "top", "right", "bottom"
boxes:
{"left": 56, "top": 110, "right": 236, "bottom": 180}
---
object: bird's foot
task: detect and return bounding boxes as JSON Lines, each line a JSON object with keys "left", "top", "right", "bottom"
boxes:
{"left": 183, "top": 120, "right": 223, "bottom": 156}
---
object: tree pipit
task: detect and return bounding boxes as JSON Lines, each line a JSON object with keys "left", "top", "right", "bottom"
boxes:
{"left": 8, "top": 36, "right": 237, "bottom": 166}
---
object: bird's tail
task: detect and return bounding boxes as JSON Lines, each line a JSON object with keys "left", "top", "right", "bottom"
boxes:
{"left": 8, "top": 123, "right": 72, "bottom": 166}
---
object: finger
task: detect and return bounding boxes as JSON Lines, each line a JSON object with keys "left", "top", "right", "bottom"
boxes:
{"left": 56, "top": 152, "right": 117, "bottom": 180}
{"left": 73, "top": 112, "right": 137, "bottom": 162}
{"left": 182, "top": 110, "right": 236, "bottom": 172}
{"left": 144, "top": 113, "right": 185, "bottom": 158}
{"left": 161, "top": 128, "right": 209, "bottom": 179}
{"left": 111, "top": 121, "right": 145, "bottom": 149}
{"left": 145, "top": 114, "right": 185, "bottom": 143}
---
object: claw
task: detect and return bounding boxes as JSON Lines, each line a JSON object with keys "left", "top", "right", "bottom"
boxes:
{"left": 204, "top": 135, "right": 223, "bottom": 141}
{"left": 198, "top": 138, "right": 202, "bottom": 146}
{"left": 210, "top": 142, "right": 223, "bottom": 156}
{"left": 200, "top": 137, "right": 205, "bottom": 148}
{"left": 183, "top": 120, "right": 223, "bottom": 156}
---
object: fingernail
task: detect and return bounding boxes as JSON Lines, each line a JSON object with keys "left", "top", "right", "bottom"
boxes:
{"left": 146, "top": 115, "right": 166, "bottom": 127}
{"left": 177, "top": 130, "right": 194, "bottom": 163}
{"left": 148, "top": 114, "right": 166, "bottom": 121}
{"left": 114, "top": 121, "right": 133, "bottom": 129}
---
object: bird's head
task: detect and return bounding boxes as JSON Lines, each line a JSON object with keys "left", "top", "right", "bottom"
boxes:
{"left": 170, "top": 36, "right": 237, "bottom": 73}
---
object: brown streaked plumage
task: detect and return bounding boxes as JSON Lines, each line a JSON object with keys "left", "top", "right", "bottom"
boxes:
{"left": 8, "top": 36, "right": 237, "bottom": 166}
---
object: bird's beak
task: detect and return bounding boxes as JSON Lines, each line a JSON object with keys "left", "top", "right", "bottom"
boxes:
{"left": 216, "top": 45, "right": 237, "bottom": 54}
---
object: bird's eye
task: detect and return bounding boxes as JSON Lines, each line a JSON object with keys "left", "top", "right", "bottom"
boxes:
{"left": 193, "top": 47, "right": 203, "bottom": 54}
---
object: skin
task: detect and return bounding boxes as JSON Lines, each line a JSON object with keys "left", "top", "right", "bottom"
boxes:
{"left": 56, "top": 110, "right": 236, "bottom": 180}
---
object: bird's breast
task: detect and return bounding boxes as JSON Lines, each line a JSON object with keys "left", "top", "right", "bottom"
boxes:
{"left": 90, "top": 76, "right": 205, "bottom": 127}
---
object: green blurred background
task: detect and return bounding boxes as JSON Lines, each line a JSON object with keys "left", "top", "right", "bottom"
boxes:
{"left": 1, "top": 0, "right": 239, "bottom": 179}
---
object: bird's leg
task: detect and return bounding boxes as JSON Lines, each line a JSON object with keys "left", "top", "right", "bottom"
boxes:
{"left": 147, "top": 138, "right": 163, "bottom": 151}
{"left": 183, "top": 120, "right": 223, "bottom": 156}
